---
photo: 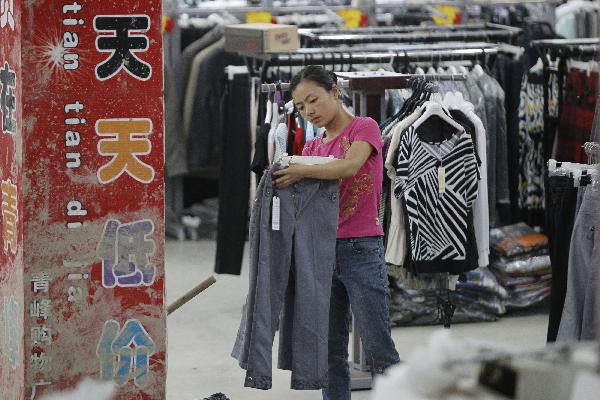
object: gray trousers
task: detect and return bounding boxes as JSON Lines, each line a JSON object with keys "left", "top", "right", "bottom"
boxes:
{"left": 232, "top": 165, "right": 339, "bottom": 390}
{"left": 557, "top": 187, "right": 598, "bottom": 342}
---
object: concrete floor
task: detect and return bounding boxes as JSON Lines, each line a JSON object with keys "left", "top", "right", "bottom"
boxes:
{"left": 165, "top": 240, "right": 549, "bottom": 400}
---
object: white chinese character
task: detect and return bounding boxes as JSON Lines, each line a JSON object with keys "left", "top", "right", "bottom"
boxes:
{"left": 31, "top": 325, "right": 52, "bottom": 345}
{"left": 0, "top": 0, "right": 14, "bottom": 30}
{"left": 30, "top": 352, "right": 50, "bottom": 371}
{"left": 30, "top": 299, "right": 51, "bottom": 320}
{"left": 31, "top": 272, "right": 51, "bottom": 293}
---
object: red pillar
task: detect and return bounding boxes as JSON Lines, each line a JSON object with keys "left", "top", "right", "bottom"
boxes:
{"left": 0, "top": 0, "right": 24, "bottom": 397}
{"left": 1, "top": 1, "right": 166, "bottom": 398}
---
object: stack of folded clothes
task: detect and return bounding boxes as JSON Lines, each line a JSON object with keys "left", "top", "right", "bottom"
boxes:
{"left": 488, "top": 223, "right": 552, "bottom": 311}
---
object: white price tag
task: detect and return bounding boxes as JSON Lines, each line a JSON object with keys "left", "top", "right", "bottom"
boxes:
{"left": 272, "top": 196, "right": 280, "bottom": 231}
{"left": 438, "top": 166, "right": 446, "bottom": 194}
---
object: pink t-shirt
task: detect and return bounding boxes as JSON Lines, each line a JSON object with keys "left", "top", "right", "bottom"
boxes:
{"left": 302, "top": 116, "right": 384, "bottom": 239}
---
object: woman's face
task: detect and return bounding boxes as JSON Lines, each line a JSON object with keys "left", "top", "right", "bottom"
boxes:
{"left": 292, "top": 80, "right": 339, "bottom": 128}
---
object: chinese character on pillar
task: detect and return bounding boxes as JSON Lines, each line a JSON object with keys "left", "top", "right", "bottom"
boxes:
{"left": 31, "top": 273, "right": 51, "bottom": 294}
{"left": 96, "top": 319, "right": 156, "bottom": 387}
{"left": 94, "top": 15, "right": 152, "bottom": 81}
{"left": 30, "top": 351, "right": 50, "bottom": 371}
{"left": 0, "top": 0, "right": 14, "bottom": 30}
{"left": 30, "top": 325, "right": 52, "bottom": 345}
{"left": 97, "top": 218, "right": 156, "bottom": 288}
{"left": 1, "top": 179, "right": 18, "bottom": 254}
{"left": 0, "top": 62, "right": 16, "bottom": 135}
{"left": 30, "top": 299, "right": 52, "bottom": 320}
{"left": 96, "top": 119, "right": 155, "bottom": 184}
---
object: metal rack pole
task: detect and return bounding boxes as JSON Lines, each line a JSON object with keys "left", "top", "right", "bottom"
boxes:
{"left": 303, "top": 29, "right": 518, "bottom": 46}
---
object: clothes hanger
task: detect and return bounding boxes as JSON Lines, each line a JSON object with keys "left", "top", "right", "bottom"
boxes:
{"left": 381, "top": 76, "right": 422, "bottom": 130}
{"left": 411, "top": 101, "right": 464, "bottom": 134}
{"left": 400, "top": 78, "right": 422, "bottom": 118}
{"left": 472, "top": 62, "right": 485, "bottom": 77}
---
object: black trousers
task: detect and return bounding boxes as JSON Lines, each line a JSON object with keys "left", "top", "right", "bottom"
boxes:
{"left": 545, "top": 175, "right": 578, "bottom": 342}
{"left": 215, "top": 73, "right": 251, "bottom": 275}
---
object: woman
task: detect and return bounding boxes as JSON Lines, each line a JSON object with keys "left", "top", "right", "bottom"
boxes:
{"left": 274, "top": 65, "right": 400, "bottom": 400}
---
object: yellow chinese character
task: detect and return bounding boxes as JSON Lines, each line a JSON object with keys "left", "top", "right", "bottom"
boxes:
{"left": 96, "top": 119, "right": 154, "bottom": 184}
{"left": 1, "top": 179, "right": 17, "bottom": 254}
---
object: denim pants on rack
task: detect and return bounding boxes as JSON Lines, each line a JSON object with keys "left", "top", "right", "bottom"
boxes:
{"left": 557, "top": 186, "right": 599, "bottom": 342}
{"left": 323, "top": 237, "right": 401, "bottom": 400}
{"left": 231, "top": 165, "right": 339, "bottom": 390}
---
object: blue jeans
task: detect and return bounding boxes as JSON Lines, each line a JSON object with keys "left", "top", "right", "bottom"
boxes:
{"left": 323, "top": 237, "right": 401, "bottom": 400}
{"left": 232, "top": 165, "right": 339, "bottom": 390}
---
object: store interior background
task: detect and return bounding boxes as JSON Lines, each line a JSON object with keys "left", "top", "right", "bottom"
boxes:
{"left": 161, "top": 1, "right": 600, "bottom": 399}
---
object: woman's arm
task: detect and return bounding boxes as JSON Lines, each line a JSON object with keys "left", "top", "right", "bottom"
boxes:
{"left": 273, "top": 141, "right": 373, "bottom": 188}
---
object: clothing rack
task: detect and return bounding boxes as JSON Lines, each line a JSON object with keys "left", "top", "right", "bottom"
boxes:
{"left": 337, "top": 71, "right": 468, "bottom": 122}
{"left": 300, "top": 23, "right": 521, "bottom": 47}
{"left": 532, "top": 38, "right": 600, "bottom": 60}
{"left": 260, "top": 73, "right": 467, "bottom": 93}
{"left": 300, "top": 22, "right": 520, "bottom": 36}
{"left": 239, "top": 42, "right": 500, "bottom": 81}
{"left": 172, "top": 0, "right": 560, "bottom": 18}
{"left": 530, "top": 39, "right": 600, "bottom": 131}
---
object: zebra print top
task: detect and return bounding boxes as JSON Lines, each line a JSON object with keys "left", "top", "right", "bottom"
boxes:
{"left": 394, "top": 125, "right": 479, "bottom": 273}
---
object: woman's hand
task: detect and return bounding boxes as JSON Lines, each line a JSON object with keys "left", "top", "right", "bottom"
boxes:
{"left": 273, "top": 164, "right": 308, "bottom": 188}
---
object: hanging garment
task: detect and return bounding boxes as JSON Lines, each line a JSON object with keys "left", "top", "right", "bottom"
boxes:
{"left": 545, "top": 175, "right": 579, "bottom": 342}
{"left": 476, "top": 71, "right": 510, "bottom": 225}
{"left": 395, "top": 126, "right": 480, "bottom": 274}
{"left": 292, "top": 119, "right": 305, "bottom": 156}
{"left": 463, "top": 76, "right": 494, "bottom": 225}
{"left": 186, "top": 38, "right": 236, "bottom": 170}
{"left": 181, "top": 25, "right": 224, "bottom": 95}
{"left": 273, "top": 122, "right": 289, "bottom": 164}
{"left": 164, "top": 65, "right": 188, "bottom": 177}
{"left": 383, "top": 107, "right": 424, "bottom": 266}
{"left": 250, "top": 123, "right": 271, "bottom": 181}
{"left": 182, "top": 38, "right": 225, "bottom": 156}
{"left": 215, "top": 73, "right": 251, "bottom": 275}
{"left": 544, "top": 67, "right": 561, "bottom": 162}
{"left": 518, "top": 68, "right": 546, "bottom": 217}
{"left": 231, "top": 165, "right": 339, "bottom": 390}
{"left": 267, "top": 104, "right": 279, "bottom": 164}
{"left": 556, "top": 186, "right": 599, "bottom": 342}
{"left": 556, "top": 68, "right": 599, "bottom": 163}
{"left": 449, "top": 107, "right": 490, "bottom": 267}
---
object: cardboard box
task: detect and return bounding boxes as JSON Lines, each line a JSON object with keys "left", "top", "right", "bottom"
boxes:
{"left": 225, "top": 23, "right": 300, "bottom": 53}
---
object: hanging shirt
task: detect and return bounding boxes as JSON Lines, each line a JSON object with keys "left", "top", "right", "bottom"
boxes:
{"left": 383, "top": 106, "right": 424, "bottom": 267}
{"left": 395, "top": 126, "right": 480, "bottom": 274}
{"left": 293, "top": 120, "right": 305, "bottom": 156}
{"left": 303, "top": 116, "right": 384, "bottom": 239}
{"left": 273, "top": 122, "right": 289, "bottom": 164}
